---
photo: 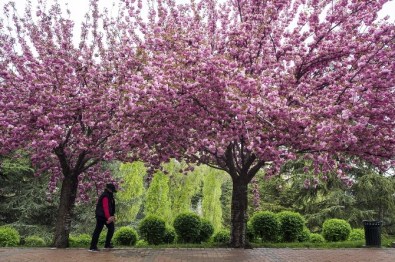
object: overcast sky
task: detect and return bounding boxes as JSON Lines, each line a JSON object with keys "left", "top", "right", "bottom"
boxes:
{"left": 1, "top": 0, "right": 395, "bottom": 44}
{"left": 5, "top": 0, "right": 395, "bottom": 23}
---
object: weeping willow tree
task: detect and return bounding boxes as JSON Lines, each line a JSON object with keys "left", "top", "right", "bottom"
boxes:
{"left": 115, "top": 162, "right": 145, "bottom": 223}
{"left": 144, "top": 171, "right": 172, "bottom": 223}
{"left": 200, "top": 166, "right": 225, "bottom": 232}
{"left": 166, "top": 161, "right": 202, "bottom": 222}
{"left": 117, "top": 160, "right": 228, "bottom": 229}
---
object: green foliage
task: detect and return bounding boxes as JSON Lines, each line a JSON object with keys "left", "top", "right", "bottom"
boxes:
{"left": 113, "top": 227, "right": 138, "bottom": 246}
{"left": 0, "top": 153, "right": 58, "bottom": 231}
{"left": 220, "top": 178, "right": 232, "bottom": 229}
{"left": 145, "top": 172, "right": 172, "bottom": 223}
{"left": 69, "top": 234, "right": 91, "bottom": 247}
{"left": 163, "top": 227, "right": 176, "bottom": 244}
{"left": 353, "top": 172, "right": 395, "bottom": 224}
{"left": 201, "top": 167, "right": 225, "bottom": 232}
{"left": 138, "top": 215, "right": 166, "bottom": 245}
{"left": 0, "top": 226, "right": 20, "bottom": 247}
{"left": 348, "top": 228, "right": 365, "bottom": 241}
{"left": 250, "top": 211, "right": 279, "bottom": 242}
{"left": 98, "top": 230, "right": 107, "bottom": 245}
{"left": 173, "top": 212, "right": 201, "bottom": 243}
{"left": 198, "top": 219, "right": 214, "bottom": 243}
{"left": 167, "top": 161, "right": 203, "bottom": 223}
{"left": 213, "top": 230, "right": 230, "bottom": 244}
{"left": 24, "top": 235, "right": 46, "bottom": 247}
{"left": 246, "top": 221, "right": 256, "bottom": 242}
{"left": 277, "top": 211, "right": 305, "bottom": 242}
{"left": 309, "top": 233, "right": 325, "bottom": 243}
{"left": 256, "top": 161, "right": 383, "bottom": 233}
{"left": 298, "top": 227, "right": 311, "bottom": 242}
{"left": 322, "top": 219, "right": 351, "bottom": 242}
{"left": 115, "top": 162, "right": 145, "bottom": 223}
{"left": 135, "top": 239, "right": 149, "bottom": 247}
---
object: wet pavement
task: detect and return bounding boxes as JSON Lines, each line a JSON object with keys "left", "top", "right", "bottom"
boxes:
{"left": 1, "top": 247, "right": 395, "bottom": 262}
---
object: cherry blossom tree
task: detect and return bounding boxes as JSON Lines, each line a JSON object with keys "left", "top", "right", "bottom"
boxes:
{"left": 0, "top": 0, "right": 145, "bottom": 247}
{"left": 1, "top": 0, "right": 394, "bottom": 249}
{"left": 132, "top": 0, "right": 395, "bottom": 247}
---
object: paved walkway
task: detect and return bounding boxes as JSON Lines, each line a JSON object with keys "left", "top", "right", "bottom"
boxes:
{"left": 1, "top": 247, "right": 395, "bottom": 262}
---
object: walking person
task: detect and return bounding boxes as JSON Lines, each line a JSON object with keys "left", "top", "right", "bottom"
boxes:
{"left": 89, "top": 183, "right": 117, "bottom": 251}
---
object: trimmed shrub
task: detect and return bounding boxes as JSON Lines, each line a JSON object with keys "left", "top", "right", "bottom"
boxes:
{"left": 309, "top": 233, "right": 325, "bottom": 243}
{"left": 135, "top": 239, "right": 148, "bottom": 247}
{"left": 139, "top": 215, "right": 166, "bottom": 245}
{"left": 163, "top": 227, "right": 176, "bottom": 244}
{"left": 250, "top": 211, "right": 279, "bottom": 242}
{"left": 98, "top": 231, "right": 107, "bottom": 245}
{"left": 322, "top": 219, "right": 351, "bottom": 242}
{"left": 213, "top": 230, "right": 230, "bottom": 244}
{"left": 298, "top": 227, "right": 311, "bottom": 242}
{"left": 113, "top": 227, "right": 138, "bottom": 246}
{"left": 246, "top": 221, "right": 256, "bottom": 242}
{"left": 277, "top": 211, "right": 305, "bottom": 242}
{"left": 198, "top": 219, "right": 214, "bottom": 243}
{"left": 348, "top": 228, "right": 365, "bottom": 241}
{"left": 0, "top": 226, "right": 20, "bottom": 247}
{"left": 173, "top": 212, "right": 201, "bottom": 243}
{"left": 25, "top": 236, "right": 46, "bottom": 247}
{"left": 69, "top": 234, "right": 91, "bottom": 247}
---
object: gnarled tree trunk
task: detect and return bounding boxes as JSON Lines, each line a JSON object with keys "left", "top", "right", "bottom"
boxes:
{"left": 224, "top": 142, "right": 265, "bottom": 248}
{"left": 230, "top": 176, "right": 249, "bottom": 248}
{"left": 53, "top": 173, "right": 79, "bottom": 248}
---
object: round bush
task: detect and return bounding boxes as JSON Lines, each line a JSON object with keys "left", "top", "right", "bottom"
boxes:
{"left": 139, "top": 215, "right": 166, "bottom": 245}
{"left": 173, "top": 212, "right": 201, "bottom": 243}
{"left": 250, "top": 211, "right": 279, "bottom": 242}
{"left": 98, "top": 231, "right": 107, "bottom": 245}
{"left": 246, "top": 221, "right": 256, "bottom": 242}
{"left": 113, "top": 227, "right": 138, "bottom": 246}
{"left": 298, "top": 227, "right": 311, "bottom": 242}
{"left": 25, "top": 236, "right": 46, "bottom": 247}
{"left": 277, "top": 211, "right": 305, "bottom": 242}
{"left": 198, "top": 219, "right": 214, "bottom": 243}
{"left": 213, "top": 230, "right": 230, "bottom": 244}
{"left": 163, "top": 227, "right": 176, "bottom": 244}
{"left": 322, "top": 219, "right": 351, "bottom": 242}
{"left": 309, "top": 233, "right": 325, "bottom": 243}
{"left": 348, "top": 228, "right": 365, "bottom": 241}
{"left": 69, "top": 234, "right": 91, "bottom": 247}
{"left": 0, "top": 226, "right": 20, "bottom": 247}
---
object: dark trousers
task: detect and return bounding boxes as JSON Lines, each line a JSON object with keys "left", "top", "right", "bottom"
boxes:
{"left": 90, "top": 217, "right": 115, "bottom": 249}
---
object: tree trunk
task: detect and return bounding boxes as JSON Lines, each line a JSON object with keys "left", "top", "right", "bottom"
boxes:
{"left": 53, "top": 173, "right": 79, "bottom": 248}
{"left": 230, "top": 177, "right": 249, "bottom": 248}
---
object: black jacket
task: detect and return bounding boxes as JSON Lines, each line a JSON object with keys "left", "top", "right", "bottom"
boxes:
{"left": 95, "top": 190, "right": 115, "bottom": 219}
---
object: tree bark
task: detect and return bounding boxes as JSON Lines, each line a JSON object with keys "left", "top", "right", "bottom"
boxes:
{"left": 230, "top": 176, "right": 249, "bottom": 248}
{"left": 53, "top": 173, "right": 79, "bottom": 248}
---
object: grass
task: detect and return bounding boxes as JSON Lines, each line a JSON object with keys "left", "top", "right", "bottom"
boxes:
{"left": 252, "top": 240, "right": 365, "bottom": 249}
{"left": 14, "top": 236, "right": 395, "bottom": 249}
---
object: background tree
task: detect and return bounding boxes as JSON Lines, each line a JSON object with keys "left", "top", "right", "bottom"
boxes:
{"left": 353, "top": 170, "right": 395, "bottom": 226}
{"left": 0, "top": 0, "right": 146, "bottom": 247}
{"left": 0, "top": 152, "right": 58, "bottom": 241}
{"left": 144, "top": 171, "right": 172, "bottom": 223}
{"left": 133, "top": 0, "right": 395, "bottom": 247}
{"left": 201, "top": 166, "right": 225, "bottom": 233}
{"left": 115, "top": 162, "right": 146, "bottom": 224}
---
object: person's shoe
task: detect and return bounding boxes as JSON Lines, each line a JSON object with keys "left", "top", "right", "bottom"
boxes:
{"left": 89, "top": 248, "right": 100, "bottom": 252}
{"left": 104, "top": 244, "right": 114, "bottom": 249}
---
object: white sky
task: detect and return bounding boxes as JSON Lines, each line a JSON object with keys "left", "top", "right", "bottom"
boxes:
{"left": 5, "top": 0, "right": 395, "bottom": 23}
{"left": 1, "top": 0, "right": 394, "bottom": 44}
